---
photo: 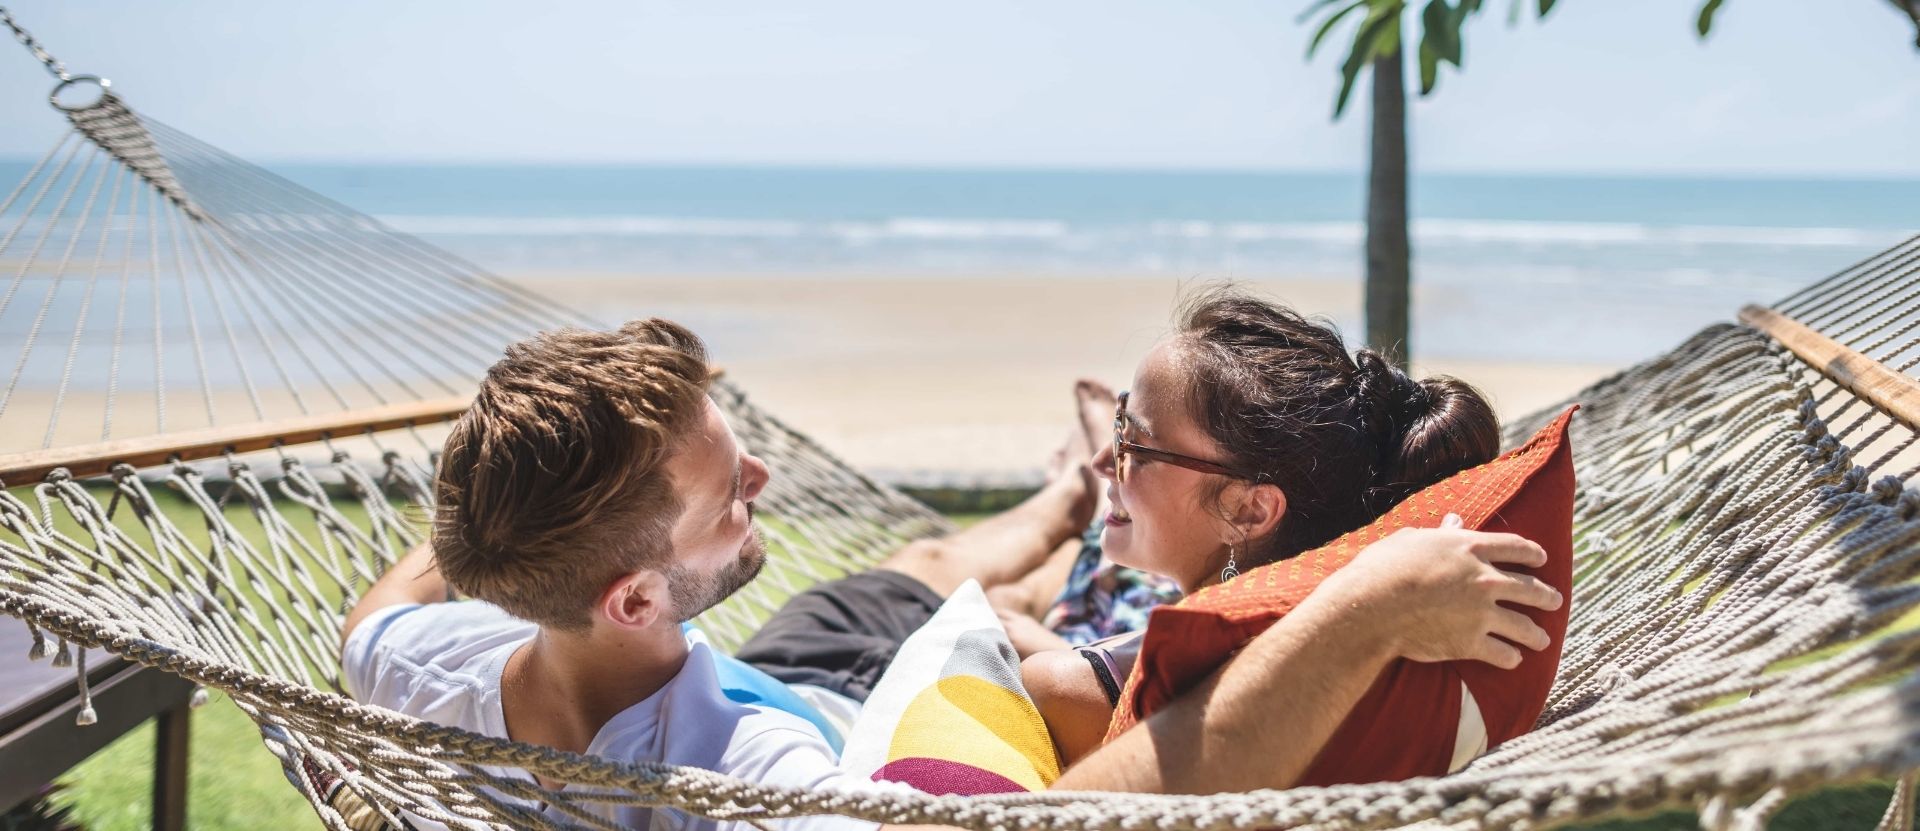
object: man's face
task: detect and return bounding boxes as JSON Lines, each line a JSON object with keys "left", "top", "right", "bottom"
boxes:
{"left": 660, "top": 397, "right": 772, "bottom": 622}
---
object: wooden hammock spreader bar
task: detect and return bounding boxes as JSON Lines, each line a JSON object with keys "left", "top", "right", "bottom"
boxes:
{"left": 0, "top": 396, "right": 472, "bottom": 485}
{"left": 1740, "top": 304, "right": 1920, "bottom": 429}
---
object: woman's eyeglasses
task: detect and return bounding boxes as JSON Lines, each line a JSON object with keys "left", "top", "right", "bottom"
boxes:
{"left": 1111, "top": 391, "right": 1264, "bottom": 483}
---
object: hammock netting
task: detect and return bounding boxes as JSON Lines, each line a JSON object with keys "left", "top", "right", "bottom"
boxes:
{"left": 4, "top": 19, "right": 1920, "bottom": 831}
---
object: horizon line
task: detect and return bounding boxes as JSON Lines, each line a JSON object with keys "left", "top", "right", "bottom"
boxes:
{"left": 1, "top": 155, "right": 1915, "bottom": 182}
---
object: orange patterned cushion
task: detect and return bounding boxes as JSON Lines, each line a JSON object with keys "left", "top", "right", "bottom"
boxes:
{"left": 1104, "top": 406, "right": 1577, "bottom": 785}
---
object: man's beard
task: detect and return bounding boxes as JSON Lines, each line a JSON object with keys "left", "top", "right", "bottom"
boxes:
{"left": 667, "top": 524, "right": 767, "bottom": 623}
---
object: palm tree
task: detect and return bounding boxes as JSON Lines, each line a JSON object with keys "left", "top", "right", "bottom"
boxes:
{"left": 1308, "top": 0, "right": 1919, "bottom": 369}
{"left": 1697, "top": 0, "right": 1920, "bottom": 46}
{"left": 1300, "top": 0, "right": 1555, "bottom": 369}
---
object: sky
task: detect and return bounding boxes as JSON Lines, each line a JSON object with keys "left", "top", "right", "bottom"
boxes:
{"left": 0, "top": 0, "right": 1916, "bottom": 175}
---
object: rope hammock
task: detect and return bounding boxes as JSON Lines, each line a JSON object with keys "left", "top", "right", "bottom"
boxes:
{"left": 4, "top": 9, "right": 1920, "bottom": 830}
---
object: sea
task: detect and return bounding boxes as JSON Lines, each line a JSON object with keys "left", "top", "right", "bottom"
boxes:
{"left": 5, "top": 161, "right": 1918, "bottom": 366}
{"left": 274, "top": 165, "right": 1918, "bottom": 365}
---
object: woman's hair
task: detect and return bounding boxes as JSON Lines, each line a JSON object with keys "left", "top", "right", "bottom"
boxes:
{"left": 1172, "top": 284, "right": 1500, "bottom": 566}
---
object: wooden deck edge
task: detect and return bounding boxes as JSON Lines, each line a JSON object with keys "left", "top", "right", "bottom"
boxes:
{"left": 0, "top": 396, "right": 473, "bottom": 485}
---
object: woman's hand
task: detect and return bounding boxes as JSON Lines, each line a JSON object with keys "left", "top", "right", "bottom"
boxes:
{"left": 1317, "top": 515, "right": 1563, "bottom": 669}
{"left": 996, "top": 606, "right": 1072, "bottom": 658}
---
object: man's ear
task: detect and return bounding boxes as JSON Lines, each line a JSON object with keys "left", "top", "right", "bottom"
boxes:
{"left": 1223, "top": 482, "right": 1287, "bottom": 546}
{"left": 596, "top": 570, "right": 670, "bottom": 630}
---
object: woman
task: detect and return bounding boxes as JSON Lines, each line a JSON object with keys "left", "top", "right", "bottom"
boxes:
{"left": 1021, "top": 284, "right": 1502, "bottom": 763}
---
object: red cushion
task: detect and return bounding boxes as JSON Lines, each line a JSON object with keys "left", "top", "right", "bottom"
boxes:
{"left": 1103, "top": 406, "right": 1577, "bottom": 785}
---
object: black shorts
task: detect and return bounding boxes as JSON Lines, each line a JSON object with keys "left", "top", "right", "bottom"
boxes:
{"left": 734, "top": 569, "right": 943, "bottom": 703}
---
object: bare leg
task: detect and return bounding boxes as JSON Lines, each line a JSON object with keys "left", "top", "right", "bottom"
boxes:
{"left": 986, "top": 535, "right": 1084, "bottom": 619}
{"left": 882, "top": 379, "right": 1117, "bottom": 600}
{"left": 987, "top": 379, "right": 1120, "bottom": 613}
{"left": 879, "top": 461, "right": 1092, "bottom": 598}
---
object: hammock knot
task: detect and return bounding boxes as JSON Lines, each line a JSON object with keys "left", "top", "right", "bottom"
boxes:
{"left": 1802, "top": 435, "right": 1853, "bottom": 477}
{"left": 1869, "top": 476, "right": 1909, "bottom": 505}
{"left": 1596, "top": 663, "right": 1635, "bottom": 694}
{"left": 43, "top": 467, "right": 71, "bottom": 485}
{"left": 1796, "top": 399, "right": 1824, "bottom": 431}
{"left": 1820, "top": 466, "right": 1873, "bottom": 499}
{"left": 1898, "top": 489, "right": 1920, "bottom": 522}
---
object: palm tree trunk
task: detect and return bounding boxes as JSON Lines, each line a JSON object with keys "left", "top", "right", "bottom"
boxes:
{"left": 1365, "top": 45, "right": 1411, "bottom": 369}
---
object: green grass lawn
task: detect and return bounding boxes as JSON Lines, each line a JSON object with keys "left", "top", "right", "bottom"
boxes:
{"left": 53, "top": 696, "right": 318, "bottom": 830}
{"left": 21, "top": 502, "right": 1912, "bottom": 830}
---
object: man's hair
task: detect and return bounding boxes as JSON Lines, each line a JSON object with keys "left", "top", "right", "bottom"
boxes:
{"left": 433, "top": 319, "right": 713, "bottom": 629}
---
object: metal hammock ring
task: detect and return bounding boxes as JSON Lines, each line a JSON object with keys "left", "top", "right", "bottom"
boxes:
{"left": 49, "top": 74, "right": 111, "bottom": 112}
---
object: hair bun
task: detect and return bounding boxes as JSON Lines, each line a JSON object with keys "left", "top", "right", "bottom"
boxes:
{"left": 1368, "top": 374, "right": 1501, "bottom": 511}
{"left": 1352, "top": 349, "right": 1429, "bottom": 437}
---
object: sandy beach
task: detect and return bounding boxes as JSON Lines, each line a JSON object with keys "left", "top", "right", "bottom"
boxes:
{"left": 518, "top": 272, "right": 1622, "bottom": 483}
{"left": 0, "top": 272, "right": 1621, "bottom": 484}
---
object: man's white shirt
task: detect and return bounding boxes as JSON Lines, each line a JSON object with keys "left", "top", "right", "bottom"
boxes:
{"left": 343, "top": 601, "right": 898, "bottom": 831}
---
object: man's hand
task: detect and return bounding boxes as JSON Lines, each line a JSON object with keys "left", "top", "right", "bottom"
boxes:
{"left": 1317, "top": 515, "right": 1562, "bottom": 669}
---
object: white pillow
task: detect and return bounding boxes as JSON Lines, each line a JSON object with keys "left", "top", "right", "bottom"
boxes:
{"left": 837, "top": 580, "right": 1060, "bottom": 795}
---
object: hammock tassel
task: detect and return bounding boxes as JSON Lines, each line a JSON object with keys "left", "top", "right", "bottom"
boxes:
{"left": 50, "top": 635, "right": 72, "bottom": 668}
{"left": 27, "top": 622, "right": 51, "bottom": 660}
{"left": 73, "top": 649, "right": 97, "bottom": 726}
{"left": 1697, "top": 793, "right": 1732, "bottom": 830}
{"left": 190, "top": 686, "right": 211, "bottom": 708}
{"left": 1877, "top": 773, "right": 1918, "bottom": 831}
{"left": 1727, "top": 787, "right": 1789, "bottom": 831}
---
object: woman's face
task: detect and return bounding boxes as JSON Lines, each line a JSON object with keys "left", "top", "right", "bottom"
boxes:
{"left": 1093, "top": 339, "right": 1235, "bottom": 593}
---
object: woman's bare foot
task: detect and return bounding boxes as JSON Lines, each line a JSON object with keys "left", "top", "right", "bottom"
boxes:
{"left": 1074, "top": 379, "right": 1118, "bottom": 517}
{"left": 1043, "top": 429, "right": 1084, "bottom": 485}
{"left": 1037, "top": 382, "right": 1104, "bottom": 532}
{"left": 1074, "top": 379, "right": 1117, "bottom": 448}
{"left": 882, "top": 385, "right": 1111, "bottom": 598}
{"left": 1041, "top": 429, "right": 1099, "bottom": 532}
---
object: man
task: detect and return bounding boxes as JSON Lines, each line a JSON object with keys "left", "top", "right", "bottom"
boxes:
{"left": 341, "top": 319, "right": 1561, "bottom": 830}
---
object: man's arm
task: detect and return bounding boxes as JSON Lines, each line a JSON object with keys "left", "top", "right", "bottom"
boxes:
{"left": 341, "top": 542, "right": 450, "bottom": 646}
{"left": 1053, "top": 524, "right": 1561, "bottom": 794}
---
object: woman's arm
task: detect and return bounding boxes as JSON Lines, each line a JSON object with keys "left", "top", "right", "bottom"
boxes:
{"left": 1052, "top": 526, "right": 1560, "bottom": 794}
{"left": 879, "top": 527, "right": 1559, "bottom": 830}
{"left": 1024, "top": 648, "right": 1117, "bottom": 765}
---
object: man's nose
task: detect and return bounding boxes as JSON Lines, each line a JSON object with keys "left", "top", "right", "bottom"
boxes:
{"left": 741, "top": 453, "right": 771, "bottom": 501}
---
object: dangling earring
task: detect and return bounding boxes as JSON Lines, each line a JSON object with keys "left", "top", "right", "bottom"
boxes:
{"left": 1220, "top": 545, "right": 1240, "bottom": 583}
